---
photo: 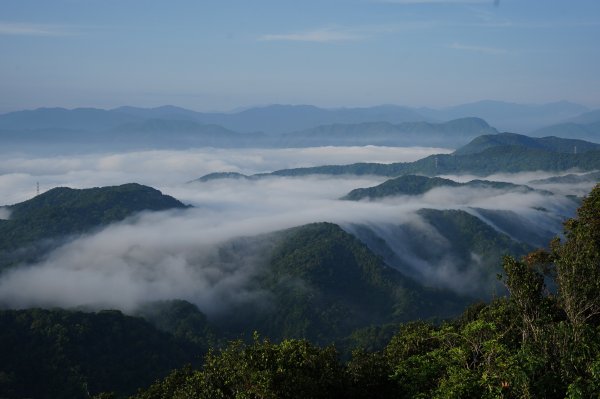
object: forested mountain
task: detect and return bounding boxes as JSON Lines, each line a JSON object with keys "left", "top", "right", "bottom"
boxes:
{"left": 129, "top": 184, "right": 600, "bottom": 398}
{"left": 530, "top": 170, "right": 600, "bottom": 185}
{"left": 453, "top": 132, "right": 600, "bottom": 155}
{"left": 0, "top": 307, "right": 205, "bottom": 398}
{"left": 258, "top": 145, "right": 600, "bottom": 178}
{"left": 0, "top": 183, "right": 187, "bottom": 271}
{"left": 188, "top": 133, "right": 600, "bottom": 181}
{"left": 0, "top": 173, "right": 594, "bottom": 398}
{"left": 346, "top": 208, "right": 533, "bottom": 296}
{"left": 222, "top": 223, "right": 469, "bottom": 344}
{"left": 341, "top": 174, "right": 534, "bottom": 201}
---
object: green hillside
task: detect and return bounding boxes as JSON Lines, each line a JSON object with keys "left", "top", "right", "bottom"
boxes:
{"left": 0, "top": 308, "right": 204, "bottom": 398}
{"left": 341, "top": 174, "right": 532, "bottom": 201}
{"left": 216, "top": 223, "right": 468, "bottom": 345}
{"left": 0, "top": 183, "right": 187, "bottom": 271}
{"left": 453, "top": 132, "right": 600, "bottom": 155}
{"left": 132, "top": 184, "right": 600, "bottom": 399}
{"left": 264, "top": 145, "right": 600, "bottom": 178}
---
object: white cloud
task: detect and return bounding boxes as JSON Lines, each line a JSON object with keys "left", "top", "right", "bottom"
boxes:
{"left": 0, "top": 146, "right": 591, "bottom": 313}
{"left": 0, "top": 207, "right": 11, "bottom": 220}
{"left": 0, "top": 22, "right": 73, "bottom": 37}
{"left": 449, "top": 41, "right": 508, "bottom": 54}
{"left": 0, "top": 146, "right": 451, "bottom": 205}
{"left": 259, "top": 27, "right": 365, "bottom": 43}
{"left": 377, "top": 0, "right": 493, "bottom": 4}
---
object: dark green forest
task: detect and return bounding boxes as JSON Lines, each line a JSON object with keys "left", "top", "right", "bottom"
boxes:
{"left": 130, "top": 183, "right": 600, "bottom": 398}
{"left": 0, "top": 184, "right": 598, "bottom": 398}
{"left": 0, "top": 183, "right": 187, "bottom": 272}
{"left": 266, "top": 145, "right": 600, "bottom": 178}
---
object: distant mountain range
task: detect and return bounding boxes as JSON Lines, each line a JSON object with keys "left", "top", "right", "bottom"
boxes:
{"left": 1, "top": 101, "right": 598, "bottom": 153}
{"left": 279, "top": 117, "right": 497, "bottom": 147}
{"left": 419, "top": 100, "right": 590, "bottom": 133}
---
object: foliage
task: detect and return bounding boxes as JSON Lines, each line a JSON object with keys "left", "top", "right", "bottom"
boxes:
{"left": 342, "top": 174, "right": 535, "bottom": 201}
{"left": 0, "top": 183, "right": 187, "bottom": 271}
{"left": 132, "top": 184, "right": 600, "bottom": 399}
{"left": 269, "top": 146, "right": 600, "bottom": 177}
{"left": 231, "top": 222, "right": 468, "bottom": 344}
{"left": 132, "top": 335, "right": 347, "bottom": 399}
{"left": 0, "top": 308, "right": 204, "bottom": 399}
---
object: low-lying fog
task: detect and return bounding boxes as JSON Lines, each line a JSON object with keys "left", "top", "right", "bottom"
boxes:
{"left": 0, "top": 146, "right": 596, "bottom": 315}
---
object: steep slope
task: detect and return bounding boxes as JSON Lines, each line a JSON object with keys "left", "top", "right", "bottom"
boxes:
{"left": 347, "top": 209, "right": 532, "bottom": 296}
{"left": 219, "top": 223, "right": 468, "bottom": 344}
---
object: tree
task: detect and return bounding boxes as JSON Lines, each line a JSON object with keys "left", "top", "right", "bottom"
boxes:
{"left": 552, "top": 184, "right": 600, "bottom": 339}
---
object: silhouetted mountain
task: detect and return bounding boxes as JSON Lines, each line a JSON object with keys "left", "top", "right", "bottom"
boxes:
{"left": 279, "top": 117, "right": 496, "bottom": 147}
{"left": 532, "top": 121, "right": 600, "bottom": 142}
{"left": 565, "top": 109, "right": 600, "bottom": 124}
{"left": 419, "top": 100, "right": 588, "bottom": 132}
{"left": 194, "top": 104, "right": 431, "bottom": 134}
{"left": 0, "top": 107, "right": 138, "bottom": 130}
{"left": 109, "top": 119, "right": 266, "bottom": 147}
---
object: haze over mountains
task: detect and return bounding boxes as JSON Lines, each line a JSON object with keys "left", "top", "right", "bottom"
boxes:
{"left": 1, "top": 100, "right": 599, "bottom": 154}
{"left": 1, "top": 107, "right": 599, "bottom": 396}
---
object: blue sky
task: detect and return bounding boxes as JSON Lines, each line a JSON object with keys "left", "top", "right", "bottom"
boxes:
{"left": 1, "top": 0, "right": 599, "bottom": 112}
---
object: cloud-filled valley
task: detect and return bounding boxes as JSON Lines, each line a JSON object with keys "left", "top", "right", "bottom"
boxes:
{"left": 0, "top": 145, "right": 594, "bottom": 316}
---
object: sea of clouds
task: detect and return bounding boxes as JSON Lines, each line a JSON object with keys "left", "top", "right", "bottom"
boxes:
{"left": 0, "top": 146, "right": 595, "bottom": 314}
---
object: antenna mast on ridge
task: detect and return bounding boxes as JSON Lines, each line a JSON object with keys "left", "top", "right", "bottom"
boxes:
{"left": 36, "top": 182, "right": 40, "bottom": 196}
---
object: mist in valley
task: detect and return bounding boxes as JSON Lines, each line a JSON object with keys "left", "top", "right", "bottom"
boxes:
{"left": 0, "top": 145, "right": 593, "bottom": 317}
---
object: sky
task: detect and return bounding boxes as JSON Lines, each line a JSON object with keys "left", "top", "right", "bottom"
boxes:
{"left": 1, "top": 0, "right": 599, "bottom": 113}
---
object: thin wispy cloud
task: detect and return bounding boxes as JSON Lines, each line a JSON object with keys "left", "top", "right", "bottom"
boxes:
{"left": 259, "top": 27, "right": 365, "bottom": 43}
{"left": 377, "top": 0, "right": 495, "bottom": 5}
{"left": 449, "top": 42, "right": 508, "bottom": 54}
{"left": 0, "top": 22, "right": 73, "bottom": 37}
